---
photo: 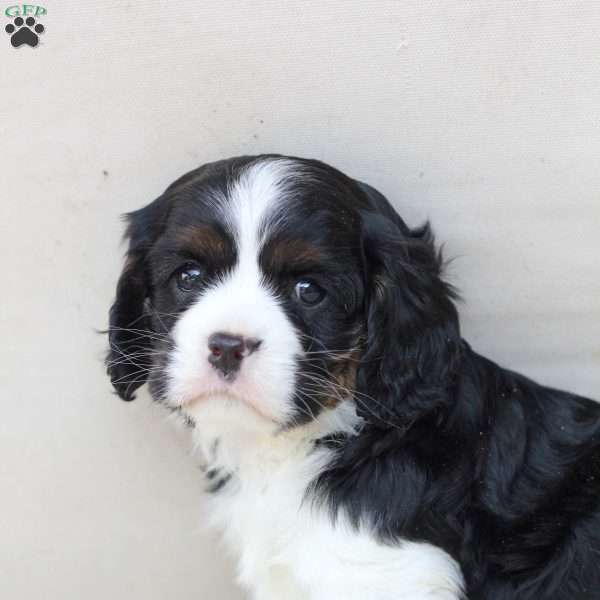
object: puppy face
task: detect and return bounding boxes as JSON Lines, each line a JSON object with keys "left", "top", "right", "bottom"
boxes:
{"left": 107, "top": 155, "right": 460, "bottom": 432}
{"left": 108, "top": 157, "right": 370, "bottom": 427}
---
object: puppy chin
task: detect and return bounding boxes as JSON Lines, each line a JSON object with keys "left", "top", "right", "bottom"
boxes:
{"left": 182, "top": 393, "right": 284, "bottom": 436}
{"left": 164, "top": 363, "right": 289, "bottom": 429}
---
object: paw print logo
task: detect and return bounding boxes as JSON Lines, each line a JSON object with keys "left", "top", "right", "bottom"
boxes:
{"left": 5, "top": 16, "right": 45, "bottom": 48}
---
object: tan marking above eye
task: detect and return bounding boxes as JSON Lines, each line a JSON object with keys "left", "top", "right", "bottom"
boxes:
{"left": 176, "top": 224, "right": 228, "bottom": 258}
{"left": 265, "top": 238, "right": 322, "bottom": 270}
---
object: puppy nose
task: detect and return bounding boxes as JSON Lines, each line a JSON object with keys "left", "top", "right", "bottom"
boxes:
{"left": 207, "top": 333, "right": 261, "bottom": 381}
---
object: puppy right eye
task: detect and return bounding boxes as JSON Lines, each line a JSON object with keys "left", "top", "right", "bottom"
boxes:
{"left": 294, "top": 279, "right": 326, "bottom": 306}
{"left": 174, "top": 263, "right": 204, "bottom": 292}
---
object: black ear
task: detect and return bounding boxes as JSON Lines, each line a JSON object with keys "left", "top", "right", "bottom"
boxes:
{"left": 356, "top": 206, "right": 462, "bottom": 431}
{"left": 106, "top": 197, "right": 167, "bottom": 401}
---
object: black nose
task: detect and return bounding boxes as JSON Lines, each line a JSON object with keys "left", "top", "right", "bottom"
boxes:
{"left": 207, "top": 333, "right": 261, "bottom": 381}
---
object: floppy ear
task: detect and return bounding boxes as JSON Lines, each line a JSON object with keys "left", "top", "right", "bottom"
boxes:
{"left": 106, "top": 197, "right": 167, "bottom": 401}
{"left": 356, "top": 207, "right": 462, "bottom": 431}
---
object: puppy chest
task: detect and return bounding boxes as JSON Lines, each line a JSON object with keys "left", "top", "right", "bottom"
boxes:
{"left": 213, "top": 470, "right": 312, "bottom": 591}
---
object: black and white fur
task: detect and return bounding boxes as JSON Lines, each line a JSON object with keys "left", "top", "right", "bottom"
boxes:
{"left": 107, "top": 155, "right": 600, "bottom": 599}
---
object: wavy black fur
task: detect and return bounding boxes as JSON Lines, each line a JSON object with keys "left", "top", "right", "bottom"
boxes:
{"left": 313, "top": 183, "right": 600, "bottom": 599}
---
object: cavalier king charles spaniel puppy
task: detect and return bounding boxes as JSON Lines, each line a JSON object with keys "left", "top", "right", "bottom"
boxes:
{"left": 107, "top": 155, "right": 600, "bottom": 599}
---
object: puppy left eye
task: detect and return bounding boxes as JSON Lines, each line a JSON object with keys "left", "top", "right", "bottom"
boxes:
{"left": 294, "top": 279, "right": 326, "bottom": 306}
{"left": 174, "top": 263, "right": 204, "bottom": 292}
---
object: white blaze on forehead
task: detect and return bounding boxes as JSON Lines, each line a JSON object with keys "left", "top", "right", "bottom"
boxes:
{"left": 225, "top": 158, "right": 295, "bottom": 265}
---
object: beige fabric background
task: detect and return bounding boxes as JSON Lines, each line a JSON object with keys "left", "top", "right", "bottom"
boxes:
{"left": 1, "top": 1, "right": 598, "bottom": 598}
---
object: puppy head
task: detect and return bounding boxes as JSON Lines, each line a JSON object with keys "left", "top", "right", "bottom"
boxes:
{"left": 107, "top": 155, "right": 461, "bottom": 431}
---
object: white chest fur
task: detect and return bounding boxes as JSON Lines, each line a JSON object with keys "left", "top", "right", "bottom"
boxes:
{"left": 189, "top": 399, "right": 464, "bottom": 600}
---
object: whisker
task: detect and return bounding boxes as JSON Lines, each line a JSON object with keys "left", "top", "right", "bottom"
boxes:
{"left": 110, "top": 364, "right": 167, "bottom": 385}
{"left": 106, "top": 326, "right": 172, "bottom": 343}
{"left": 298, "top": 371, "right": 403, "bottom": 431}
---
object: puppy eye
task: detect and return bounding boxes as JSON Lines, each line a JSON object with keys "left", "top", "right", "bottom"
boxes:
{"left": 174, "top": 263, "right": 204, "bottom": 292}
{"left": 294, "top": 279, "right": 325, "bottom": 306}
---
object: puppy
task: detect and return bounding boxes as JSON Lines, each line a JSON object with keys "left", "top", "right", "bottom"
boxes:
{"left": 107, "top": 155, "right": 600, "bottom": 599}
